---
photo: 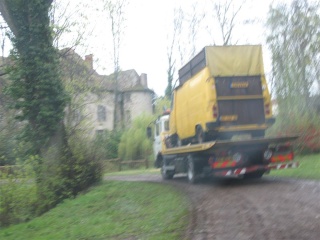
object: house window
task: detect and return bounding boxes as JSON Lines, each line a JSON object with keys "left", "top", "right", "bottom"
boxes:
{"left": 96, "top": 129, "right": 105, "bottom": 136}
{"left": 97, "top": 105, "right": 106, "bottom": 122}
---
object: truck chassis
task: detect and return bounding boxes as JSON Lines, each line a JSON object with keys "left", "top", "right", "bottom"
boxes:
{"left": 159, "top": 136, "right": 298, "bottom": 183}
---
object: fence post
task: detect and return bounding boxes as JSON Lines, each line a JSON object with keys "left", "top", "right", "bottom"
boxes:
{"left": 145, "top": 159, "right": 149, "bottom": 169}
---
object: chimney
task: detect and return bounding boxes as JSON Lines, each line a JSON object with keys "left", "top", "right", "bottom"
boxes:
{"left": 140, "top": 73, "right": 148, "bottom": 88}
{"left": 85, "top": 54, "right": 93, "bottom": 70}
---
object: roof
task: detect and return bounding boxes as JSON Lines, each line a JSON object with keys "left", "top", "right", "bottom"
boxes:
{"left": 60, "top": 49, "right": 153, "bottom": 93}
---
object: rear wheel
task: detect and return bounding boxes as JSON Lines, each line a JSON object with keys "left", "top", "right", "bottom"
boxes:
{"left": 161, "top": 160, "right": 174, "bottom": 180}
{"left": 187, "top": 156, "right": 197, "bottom": 184}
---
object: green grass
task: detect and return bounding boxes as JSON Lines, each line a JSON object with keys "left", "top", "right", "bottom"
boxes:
{"left": 104, "top": 168, "right": 159, "bottom": 176}
{"left": 0, "top": 181, "right": 189, "bottom": 240}
{"left": 270, "top": 153, "right": 320, "bottom": 179}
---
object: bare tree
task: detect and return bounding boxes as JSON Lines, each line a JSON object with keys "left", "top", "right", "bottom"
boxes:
{"left": 267, "top": 0, "right": 320, "bottom": 116}
{"left": 188, "top": 3, "right": 205, "bottom": 56}
{"left": 103, "top": 0, "right": 128, "bottom": 129}
{"left": 166, "top": 3, "right": 205, "bottom": 97}
{"left": 165, "top": 7, "right": 184, "bottom": 98}
{"left": 207, "top": 0, "right": 247, "bottom": 45}
{"left": 0, "top": 18, "right": 9, "bottom": 57}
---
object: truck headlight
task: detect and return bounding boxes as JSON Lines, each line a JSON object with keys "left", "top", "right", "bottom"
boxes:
{"left": 263, "top": 149, "right": 273, "bottom": 160}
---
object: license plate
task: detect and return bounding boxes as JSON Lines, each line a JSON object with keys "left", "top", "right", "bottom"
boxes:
{"left": 231, "top": 82, "right": 249, "bottom": 88}
{"left": 220, "top": 115, "right": 238, "bottom": 121}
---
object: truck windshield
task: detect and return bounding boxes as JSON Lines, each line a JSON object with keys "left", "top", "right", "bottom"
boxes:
{"left": 155, "top": 123, "right": 160, "bottom": 136}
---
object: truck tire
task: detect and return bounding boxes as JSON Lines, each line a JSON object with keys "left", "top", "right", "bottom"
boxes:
{"left": 187, "top": 155, "right": 197, "bottom": 184}
{"left": 161, "top": 166, "right": 174, "bottom": 180}
{"left": 154, "top": 154, "right": 163, "bottom": 168}
{"left": 161, "top": 158, "right": 174, "bottom": 180}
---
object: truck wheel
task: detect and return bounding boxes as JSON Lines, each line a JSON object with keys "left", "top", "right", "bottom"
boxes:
{"left": 187, "top": 156, "right": 197, "bottom": 184}
{"left": 196, "top": 126, "right": 206, "bottom": 144}
{"left": 154, "top": 154, "right": 163, "bottom": 168}
{"left": 161, "top": 165, "right": 174, "bottom": 180}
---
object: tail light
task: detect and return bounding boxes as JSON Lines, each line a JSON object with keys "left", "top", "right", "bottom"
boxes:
{"left": 288, "top": 151, "right": 294, "bottom": 160}
{"left": 265, "top": 103, "right": 271, "bottom": 115}
{"left": 232, "top": 152, "right": 242, "bottom": 162}
{"left": 213, "top": 104, "right": 219, "bottom": 119}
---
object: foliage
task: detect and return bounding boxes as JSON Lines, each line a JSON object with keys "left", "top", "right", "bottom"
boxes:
{"left": 0, "top": 0, "right": 102, "bottom": 225}
{"left": 34, "top": 132, "right": 103, "bottom": 215}
{"left": 93, "top": 130, "right": 123, "bottom": 160}
{"left": 266, "top": 0, "right": 320, "bottom": 152}
{"left": 0, "top": 118, "right": 20, "bottom": 166}
{"left": 267, "top": 115, "right": 320, "bottom": 154}
{"left": 0, "top": 159, "right": 37, "bottom": 227}
{"left": 267, "top": 0, "right": 320, "bottom": 110}
{"left": 154, "top": 96, "right": 171, "bottom": 116}
{"left": 118, "top": 114, "right": 154, "bottom": 160}
{"left": 3, "top": 0, "right": 67, "bottom": 154}
{"left": 0, "top": 181, "right": 189, "bottom": 239}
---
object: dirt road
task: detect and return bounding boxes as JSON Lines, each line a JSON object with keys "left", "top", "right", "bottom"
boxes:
{"left": 106, "top": 174, "right": 320, "bottom": 240}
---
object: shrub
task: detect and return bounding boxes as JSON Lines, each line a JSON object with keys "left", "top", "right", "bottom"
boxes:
{"left": 0, "top": 159, "right": 37, "bottom": 227}
{"left": 93, "top": 130, "right": 123, "bottom": 160}
{"left": 267, "top": 112, "right": 320, "bottom": 154}
{"left": 118, "top": 114, "right": 154, "bottom": 160}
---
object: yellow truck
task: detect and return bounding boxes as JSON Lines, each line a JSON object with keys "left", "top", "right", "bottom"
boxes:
{"left": 148, "top": 45, "right": 298, "bottom": 183}
{"left": 169, "top": 45, "right": 275, "bottom": 146}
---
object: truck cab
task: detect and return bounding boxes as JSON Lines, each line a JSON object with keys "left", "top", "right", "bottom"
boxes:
{"left": 153, "top": 113, "right": 170, "bottom": 167}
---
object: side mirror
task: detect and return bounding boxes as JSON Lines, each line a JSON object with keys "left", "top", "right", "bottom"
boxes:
{"left": 146, "top": 127, "right": 152, "bottom": 139}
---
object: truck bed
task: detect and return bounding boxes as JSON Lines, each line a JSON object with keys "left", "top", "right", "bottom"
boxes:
{"left": 162, "top": 136, "right": 298, "bottom": 155}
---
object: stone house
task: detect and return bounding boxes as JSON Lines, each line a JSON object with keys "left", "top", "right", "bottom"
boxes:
{"left": 60, "top": 49, "right": 155, "bottom": 136}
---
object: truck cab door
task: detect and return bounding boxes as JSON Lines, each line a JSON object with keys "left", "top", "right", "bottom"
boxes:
{"left": 153, "top": 120, "right": 162, "bottom": 158}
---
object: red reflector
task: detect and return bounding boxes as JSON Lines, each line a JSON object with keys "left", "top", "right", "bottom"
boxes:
{"left": 271, "top": 152, "right": 294, "bottom": 162}
{"left": 265, "top": 103, "right": 270, "bottom": 115}
{"left": 213, "top": 105, "right": 218, "bottom": 118}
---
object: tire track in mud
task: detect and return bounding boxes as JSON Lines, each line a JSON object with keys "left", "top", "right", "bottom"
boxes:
{"left": 105, "top": 175, "right": 320, "bottom": 240}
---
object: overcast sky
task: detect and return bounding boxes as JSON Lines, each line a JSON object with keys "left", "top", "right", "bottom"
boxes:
{"left": 1, "top": 0, "right": 291, "bottom": 96}
{"left": 89, "top": 0, "right": 279, "bottom": 96}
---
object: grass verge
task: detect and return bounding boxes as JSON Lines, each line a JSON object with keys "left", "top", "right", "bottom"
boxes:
{"left": 104, "top": 168, "right": 159, "bottom": 176}
{"left": 0, "top": 181, "right": 189, "bottom": 240}
{"left": 270, "top": 153, "right": 320, "bottom": 179}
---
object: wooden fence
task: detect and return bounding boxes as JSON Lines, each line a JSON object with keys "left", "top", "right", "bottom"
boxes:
{"left": 0, "top": 165, "right": 22, "bottom": 175}
{"left": 102, "top": 158, "right": 149, "bottom": 172}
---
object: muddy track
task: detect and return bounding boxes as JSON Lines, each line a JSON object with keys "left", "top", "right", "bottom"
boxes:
{"left": 105, "top": 174, "right": 320, "bottom": 240}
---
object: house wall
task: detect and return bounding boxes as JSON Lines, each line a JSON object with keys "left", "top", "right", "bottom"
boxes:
{"left": 85, "top": 92, "right": 115, "bottom": 134}
{"left": 85, "top": 90, "right": 153, "bottom": 135}
{"left": 123, "top": 91, "right": 153, "bottom": 124}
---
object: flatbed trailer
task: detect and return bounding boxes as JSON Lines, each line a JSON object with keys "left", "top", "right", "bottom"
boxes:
{"left": 160, "top": 136, "right": 299, "bottom": 183}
